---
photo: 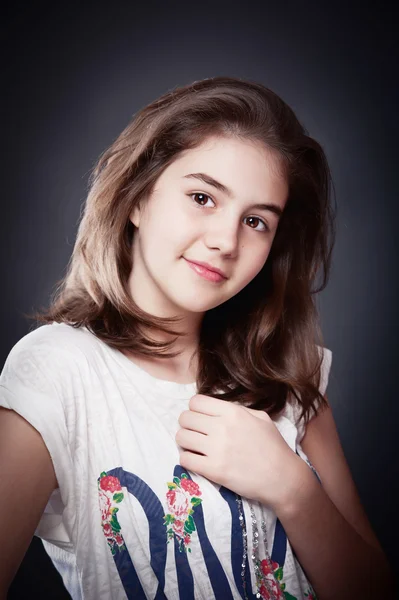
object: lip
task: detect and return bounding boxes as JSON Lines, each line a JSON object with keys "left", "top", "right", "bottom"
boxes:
{"left": 183, "top": 258, "right": 228, "bottom": 280}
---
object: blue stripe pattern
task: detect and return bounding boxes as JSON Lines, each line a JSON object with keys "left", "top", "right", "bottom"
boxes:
{"left": 101, "top": 464, "right": 300, "bottom": 598}
{"left": 107, "top": 467, "right": 168, "bottom": 599}
{"left": 174, "top": 465, "right": 234, "bottom": 599}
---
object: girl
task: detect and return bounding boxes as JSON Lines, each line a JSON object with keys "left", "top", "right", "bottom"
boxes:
{"left": 0, "top": 76, "right": 393, "bottom": 600}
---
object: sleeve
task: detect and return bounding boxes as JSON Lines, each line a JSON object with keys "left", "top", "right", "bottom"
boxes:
{"left": 0, "top": 327, "right": 76, "bottom": 541}
{"left": 294, "top": 345, "right": 333, "bottom": 444}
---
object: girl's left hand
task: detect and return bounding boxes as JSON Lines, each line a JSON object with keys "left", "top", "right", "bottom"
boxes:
{"left": 176, "top": 394, "right": 305, "bottom": 511}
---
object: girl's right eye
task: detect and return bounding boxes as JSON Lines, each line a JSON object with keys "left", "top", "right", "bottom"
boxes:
{"left": 189, "top": 192, "right": 215, "bottom": 207}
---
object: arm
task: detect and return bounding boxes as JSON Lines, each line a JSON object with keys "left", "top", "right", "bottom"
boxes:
{"left": 0, "top": 407, "right": 58, "bottom": 597}
{"left": 263, "top": 402, "right": 396, "bottom": 600}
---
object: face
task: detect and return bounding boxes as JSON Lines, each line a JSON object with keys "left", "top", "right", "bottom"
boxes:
{"left": 128, "top": 135, "right": 288, "bottom": 327}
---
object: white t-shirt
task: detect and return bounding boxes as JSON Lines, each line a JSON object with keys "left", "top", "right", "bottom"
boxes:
{"left": 0, "top": 322, "right": 332, "bottom": 600}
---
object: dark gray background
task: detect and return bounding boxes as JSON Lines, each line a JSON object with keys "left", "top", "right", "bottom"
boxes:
{"left": 2, "top": 2, "right": 398, "bottom": 597}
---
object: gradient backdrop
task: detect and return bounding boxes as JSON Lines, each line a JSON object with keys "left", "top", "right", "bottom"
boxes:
{"left": 2, "top": 2, "right": 398, "bottom": 597}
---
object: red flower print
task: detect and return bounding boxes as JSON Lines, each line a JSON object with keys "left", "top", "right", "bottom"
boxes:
{"left": 166, "top": 489, "right": 176, "bottom": 506}
{"left": 259, "top": 583, "right": 271, "bottom": 599}
{"left": 99, "top": 489, "right": 112, "bottom": 521}
{"left": 173, "top": 519, "right": 185, "bottom": 536}
{"left": 163, "top": 474, "right": 204, "bottom": 555}
{"left": 99, "top": 475, "right": 122, "bottom": 493}
{"left": 256, "top": 558, "right": 285, "bottom": 600}
{"left": 98, "top": 471, "right": 128, "bottom": 557}
{"left": 261, "top": 559, "right": 279, "bottom": 576}
{"left": 166, "top": 486, "right": 190, "bottom": 517}
{"left": 268, "top": 578, "right": 283, "bottom": 598}
{"left": 261, "top": 559, "right": 272, "bottom": 576}
{"left": 180, "top": 478, "right": 202, "bottom": 497}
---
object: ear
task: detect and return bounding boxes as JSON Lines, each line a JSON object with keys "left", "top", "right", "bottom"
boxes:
{"left": 129, "top": 204, "right": 141, "bottom": 228}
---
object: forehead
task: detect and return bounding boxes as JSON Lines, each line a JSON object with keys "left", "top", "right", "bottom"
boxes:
{"left": 167, "top": 136, "right": 287, "bottom": 183}
{"left": 156, "top": 136, "right": 289, "bottom": 211}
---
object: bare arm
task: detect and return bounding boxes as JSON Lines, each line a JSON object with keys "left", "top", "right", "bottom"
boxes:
{"left": 275, "top": 458, "right": 394, "bottom": 599}
{"left": 0, "top": 407, "right": 58, "bottom": 596}
{"left": 262, "top": 403, "right": 396, "bottom": 599}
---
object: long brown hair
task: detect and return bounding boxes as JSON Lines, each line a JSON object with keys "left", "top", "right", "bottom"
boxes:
{"left": 30, "top": 76, "right": 336, "bottom": 424}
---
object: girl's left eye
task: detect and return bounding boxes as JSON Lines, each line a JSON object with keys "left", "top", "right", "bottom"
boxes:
{"left": 190, "top": 192, "right": 215, "bottom": 208}
{"left": 188, "top": 192, "right": 269, "bottom": 232}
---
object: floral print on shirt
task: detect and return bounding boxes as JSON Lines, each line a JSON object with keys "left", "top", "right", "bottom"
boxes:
{"left": 97, "top": 468, "right": 317, "bottom": 599}
{"left": 254, "top": 558, "right": 285, "bottom": 599}
{"left": 163, "top": 472, "right": 203, "bottom": 554}
{"left": 254, "top": 558, "right": 317, "bottom": 599}
{"left": 98, "top": 472, "right": 127, "bottom": 555}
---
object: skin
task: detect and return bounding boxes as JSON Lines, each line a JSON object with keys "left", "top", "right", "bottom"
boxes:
{"left": 127, "top": 134, "right": 288, "bottom": 381}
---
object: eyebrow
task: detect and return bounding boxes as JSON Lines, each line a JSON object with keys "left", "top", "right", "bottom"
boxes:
{"left": 182, "top": 172, "right": 283, "bottom": 218}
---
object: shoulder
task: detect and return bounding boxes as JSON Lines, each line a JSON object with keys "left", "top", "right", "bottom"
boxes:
{"left": 4, "top": 322, "right": 97, "bottom": 362}
{"left": 0, "top": 323, "right": 99, "bottom": 390}
{"left": 281, "top": 345, "right": 333, "bottom": 443}
{"left": 316, "top": 345, "right": 333, "bottom": 397}
{"left": 9, "top": 322, "right": 93, "bottom": 350}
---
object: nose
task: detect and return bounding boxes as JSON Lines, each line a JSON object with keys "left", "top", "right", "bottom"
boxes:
{"left": 204, "top": 214, "right": 240, "bottom": 256}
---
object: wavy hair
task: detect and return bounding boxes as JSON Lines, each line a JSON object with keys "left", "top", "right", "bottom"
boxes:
{"left": 31, "top": 75, "right": 336, "bottom": 424}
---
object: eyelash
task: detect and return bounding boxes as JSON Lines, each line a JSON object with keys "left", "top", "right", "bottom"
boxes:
{"left": 188, "top": 192, "right": 270, "bottom": 233}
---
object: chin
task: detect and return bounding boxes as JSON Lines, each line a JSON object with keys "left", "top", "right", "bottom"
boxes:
{"left": 186, "top": 297, "right": 231, "bottom": 313}
{"left": 167, "top": 293, "right": 220, "bottom": 314}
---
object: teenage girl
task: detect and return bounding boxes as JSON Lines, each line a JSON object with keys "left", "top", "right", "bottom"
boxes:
{"left": 0, "top": 76, "right": 394, "bottom": 600}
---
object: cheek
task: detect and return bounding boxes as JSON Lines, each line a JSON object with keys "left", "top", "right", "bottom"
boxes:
{"left": 160, "top": 210, "right": 199, "bottom": 252}
{"left": 233, "top": 244, "right": 272, "bottom": 290}
{"left": 142, "top": 210, "right": 194, "bottom": 262}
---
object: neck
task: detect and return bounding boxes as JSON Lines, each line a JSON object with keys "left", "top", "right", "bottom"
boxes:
{"left": 122, "top": 325, "right": 200, "bottom": 384}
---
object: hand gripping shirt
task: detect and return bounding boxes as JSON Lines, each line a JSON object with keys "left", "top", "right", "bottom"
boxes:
{"left": 0, "top": 322, "right": 332, "bottom": 600}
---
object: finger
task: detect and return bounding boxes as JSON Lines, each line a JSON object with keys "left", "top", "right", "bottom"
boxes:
{"left": 189, "top": 394, "right": 235, "bottom": 416}
{"left": 179, "top": 449, "right": 209, "bottom": 476}
{"left": 178, "top": 410, "right": 214, "bottom": 435}
{"left": 175, "top": 428, "right": 209, "bottom": 455}
{"left": 243, "top": 407, "right": 270, "bottom": 420}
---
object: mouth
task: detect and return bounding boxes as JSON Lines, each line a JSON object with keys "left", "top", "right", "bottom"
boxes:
{"left": 183, "top": 257, "right": 228, "bottom": 283}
